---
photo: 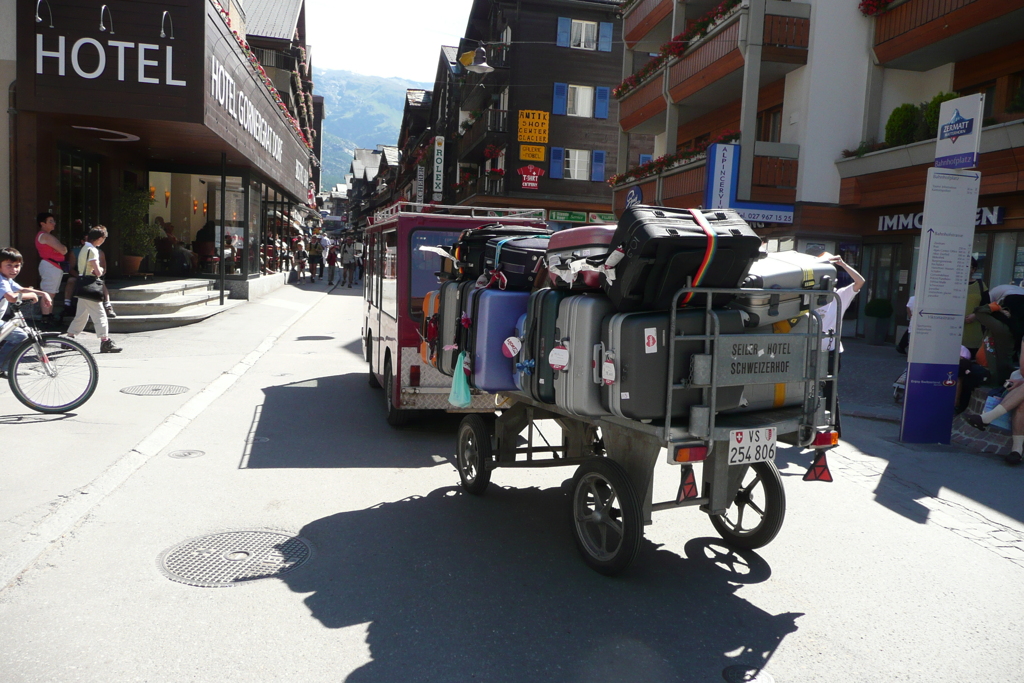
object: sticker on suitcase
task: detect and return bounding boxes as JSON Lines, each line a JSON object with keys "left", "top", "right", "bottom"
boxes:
{"left": 644, "top": 327, "right": 658, "bottom": 354}
{"left": 549, "top": 346, "right": 569, "bottom": 370}
{"left": 502, "top": 337, "right": 523, "bottom": 358}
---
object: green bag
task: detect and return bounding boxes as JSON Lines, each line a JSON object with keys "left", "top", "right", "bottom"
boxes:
{"left": 448, "top": 352, "right": 472, "bottom": 408}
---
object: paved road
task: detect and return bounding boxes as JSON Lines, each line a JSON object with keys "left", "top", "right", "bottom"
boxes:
{"left": 1, "top": 284, "right": 1022, "bottom": 682}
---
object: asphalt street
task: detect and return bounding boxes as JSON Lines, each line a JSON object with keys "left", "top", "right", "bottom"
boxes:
{"left": 1, "top": 282, "right": 1023, "bottom": 683}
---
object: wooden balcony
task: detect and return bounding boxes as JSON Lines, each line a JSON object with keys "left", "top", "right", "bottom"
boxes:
{"left": 619, "top": 74, "right": 667, "bottom": 134}
{"left": 457, "top": 110, "right": 509, "bottom": 161}
{"left": 751, "top": 156, "right": 798, "bottom": 204}
{"left": 667, "top": 20, "right": 744, "bottom": 105}
{"left": 455, "top": 175, "right": 506, "bottom": 204}
{"left": 660, "top": 162, "right": 708, "bottom": 209}
{"left": 873, "top": 0, "right": 1024, "bottom": 70}
{"left": 624, "top": 0, "right": 675, "bottom": 49}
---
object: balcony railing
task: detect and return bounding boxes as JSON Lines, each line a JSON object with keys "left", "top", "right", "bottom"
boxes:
{"left": 458, "top": 110, "right": 509, "bottom": 158}
{"left": 875, "top": 0, "right": 978, "bottom": 44}
{"left": 763, "top": 15, "right": 810, "bottom": 50}
{"left": 751, "top": 156, "right": 798, "bottom": 204}
{"left": 668, "top": 20, "right": 743, "bottom": 103}
{"left": 619, "top": 76, "right": 667, "bottom": 132}
{"left": 624, "top": 0, "right": 674, "bottom": 48}
{"left": 455, "top": 175, "right": 506, "bottom": 204}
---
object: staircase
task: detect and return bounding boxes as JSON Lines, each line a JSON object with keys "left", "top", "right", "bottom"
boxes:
{"left": 104, "top": 279, "right": 245, "bottom": 333}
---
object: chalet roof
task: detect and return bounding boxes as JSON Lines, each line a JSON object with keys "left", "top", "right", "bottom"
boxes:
{"left": 245, "top": 0, "right": 304, "bottom": 41}
{"left": 406, "top": 89, "right": 432, "bottom": 108}
{"left": 381, "top": 146, "right": 401, "bottom": 167}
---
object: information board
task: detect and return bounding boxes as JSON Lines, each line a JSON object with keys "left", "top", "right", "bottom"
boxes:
{"left": 518, "top": 111, "right": 549, "bottom": 144}
{"left": 520, "top": 144, "right": 546, "bottom": 161}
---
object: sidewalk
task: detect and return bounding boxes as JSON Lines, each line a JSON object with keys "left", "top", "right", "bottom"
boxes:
{"left": 838, "top": 337, "right": 907, "bottom": 423}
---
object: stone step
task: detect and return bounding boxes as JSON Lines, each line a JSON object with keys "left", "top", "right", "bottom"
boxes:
{"left": 107, "top": 279, "right": 213, "bottom": 302}
{"left": 106, "top": 299, "right": 246, "bottom": 333}
{"left": 107, "top": 291, "right": 224, "bottom": 316}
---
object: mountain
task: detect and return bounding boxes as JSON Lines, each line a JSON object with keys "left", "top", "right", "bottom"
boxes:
{"left": 314, "top": 68, "right": 433, "bottom": 191}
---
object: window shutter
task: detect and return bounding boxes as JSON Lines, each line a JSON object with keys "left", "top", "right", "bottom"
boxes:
{"left": 594, "top": 87, "right": 610, "bottom": 119}
{"left": 598, "top": 22, "right": 613, "bottom": 52}
{"left": 639, "top": 154, "right": 653, "bottom": 165}
{"left": 550, "top": 147, "right": 564, "bottom": 179}
{"left": 553, "top": 82, "right": 568, "bottom": 116}
{"left": 556, "top": 17, "right": 571, "bottom": 48}
{"left": 591, "top": 150, "right": 606, "bottom": 182}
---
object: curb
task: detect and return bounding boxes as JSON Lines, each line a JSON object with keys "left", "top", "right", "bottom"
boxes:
{"left": 843, "top": 408, "right": 902, "bottom": 424}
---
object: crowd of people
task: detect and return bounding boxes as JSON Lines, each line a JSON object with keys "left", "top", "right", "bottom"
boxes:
{"left": 290, "top": 233, "right": 362, "bottom": 287}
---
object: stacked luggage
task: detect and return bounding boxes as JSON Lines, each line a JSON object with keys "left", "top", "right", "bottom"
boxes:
{"left": 422, "top": 207, "right": 836, "bottom": 423}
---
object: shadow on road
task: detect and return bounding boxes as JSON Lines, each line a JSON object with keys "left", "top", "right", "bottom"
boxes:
{"left": 282, "top": 485, "right": 800, "bottom": 683}
{"left": 241, "top": 373, "right": 464, "bottom": 468}
{"left": 0, "top": 412, "right": 76, "bottom": 424}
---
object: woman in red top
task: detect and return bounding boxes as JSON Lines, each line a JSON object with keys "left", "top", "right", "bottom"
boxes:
{"left": 34, "top": 212, "right": 66, "bottom": 323}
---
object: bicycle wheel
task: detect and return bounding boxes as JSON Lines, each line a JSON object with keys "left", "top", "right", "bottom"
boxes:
{"left": 8, "top": 334, "right": 99, "bottom": 413}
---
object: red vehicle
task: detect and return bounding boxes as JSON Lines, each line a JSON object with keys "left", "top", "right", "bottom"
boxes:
{"left": 362, "top": 203, "right": 547, "bottom": 425}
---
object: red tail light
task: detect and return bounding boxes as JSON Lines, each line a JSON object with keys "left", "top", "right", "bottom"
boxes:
{"left": 674, "top": 446, "right": 708, "bottom": 463}
{"left": 409, "top": 365, "right": 421, "bottom": 387}
{"left": 813, "top": 431, "right": 839, "bottom": 447}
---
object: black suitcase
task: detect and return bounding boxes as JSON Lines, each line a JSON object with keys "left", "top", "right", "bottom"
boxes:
{"left": 602, "top": 206, "right": 762, "bottom": 312}
{"left": 521, "top": 288, "right": 570, "bottom": 403}
{"left": 437, "top": 280, "right": 477, "bottom": 376}
{"left": 451, "top": 223, "right": 552, "bottom": 281}
{"left": 600, "top": 309, "right": 746, "bottom": 420}
{"left": 484, "top": 236, "right": 551, "bottom": 290}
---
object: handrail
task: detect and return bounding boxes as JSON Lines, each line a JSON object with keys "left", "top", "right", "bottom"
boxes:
{"left": 372, "top": 202, "right": 544, "bottom": 223}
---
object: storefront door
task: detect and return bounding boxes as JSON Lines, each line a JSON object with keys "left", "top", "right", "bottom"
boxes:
{"left": 57, "top": 149, "right": 101, "bottom": 246}
{"left": 859, "top": 243, "right": 902, "bottom": 337}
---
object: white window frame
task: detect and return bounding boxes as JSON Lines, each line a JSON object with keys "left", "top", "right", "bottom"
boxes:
{"left": 564, "top": 149, "right": 591, "bottom": 180}
{"left": 566, "top": 85, "right": 594, "bottom": 118}
{"left": 570, "top": 20, "right": 598, "bottom": 50}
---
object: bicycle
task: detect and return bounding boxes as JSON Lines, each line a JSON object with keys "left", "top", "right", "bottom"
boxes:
{"left": 0, "top": 296, "right": 98, "bottom": 413}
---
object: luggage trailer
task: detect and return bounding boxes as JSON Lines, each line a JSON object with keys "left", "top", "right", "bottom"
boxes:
{"left": 454, "top": 285, "right": 842, "bottom": 576}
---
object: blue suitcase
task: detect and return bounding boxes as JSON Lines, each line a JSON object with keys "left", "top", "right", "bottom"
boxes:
{"left": 468, "top": 289, "right": 531, "bottom": 392}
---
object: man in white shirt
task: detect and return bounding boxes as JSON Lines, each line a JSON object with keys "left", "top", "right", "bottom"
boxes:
{"left": 811, "top": 251, "right": 865, "bottom": 436}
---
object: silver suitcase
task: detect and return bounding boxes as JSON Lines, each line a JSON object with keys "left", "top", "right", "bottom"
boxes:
{"left": 729, "top": 251, "right": 835, "bottom": 327}
{"left": 553, "top": 293, "right": 614, "bottom": 417}
{"left": 722, "top": 314, "right": 814, "bottom": 413}
{"left": 437, "top": 280, "right": 462, "bottom": 376}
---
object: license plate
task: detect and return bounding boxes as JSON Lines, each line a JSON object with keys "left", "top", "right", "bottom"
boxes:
{"left": 728, "top": 427, "right": 776, "bottom": 466}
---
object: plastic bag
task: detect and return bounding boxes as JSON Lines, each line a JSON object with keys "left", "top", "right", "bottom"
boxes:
{"left": 449, "top": 352, "right": 472, "bottom": 408}
{"left": 982, "top": 394, "right": 1012, "bottom": 431}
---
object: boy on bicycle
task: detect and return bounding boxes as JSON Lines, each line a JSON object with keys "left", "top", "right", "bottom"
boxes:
{"left": 0, "top": 248, "right": 52, "bottom": 377}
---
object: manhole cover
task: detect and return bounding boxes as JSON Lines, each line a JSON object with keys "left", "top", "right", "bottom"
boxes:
{"left": 121, "top": 385, "right": 189, "bottom": 396}
{"left": 723, "top": 665, "right": 774, "bottom": 683}
{"left": 168, "top": 450, "right": 204, "bottom": 459}
{"left": 158, "top": 530, "right": 312, "bottom": 588}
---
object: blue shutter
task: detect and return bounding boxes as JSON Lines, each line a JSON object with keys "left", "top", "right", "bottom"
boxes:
{"left": 594, "top": 87, "right": 610, "bottom": 119}
{"left": 556, "top": 17, "right": 571, "bottom": 47}
{"left": 550, "top": 147, "right": 564, "bottom": 179}
{"left": 639, "top": 154, "right": 653, "bottom": 165}
{"left": 553, "top": 82, "right": 568, "bottom": 116}
{"left": 591, "top": 150, "right": 606, "bottom": 182}
{"left": 598, "top": 22, "right": 613, "bottom": 52}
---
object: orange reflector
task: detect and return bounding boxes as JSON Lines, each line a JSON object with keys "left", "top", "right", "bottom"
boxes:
{"left": 674, "top": 446, "right": 708, "bottom": 463}
{"left": 812, "top": 431, "right": 839, "bottom": 447}
{"left": 410, "top": 365, "right": 421, "bottom": 387}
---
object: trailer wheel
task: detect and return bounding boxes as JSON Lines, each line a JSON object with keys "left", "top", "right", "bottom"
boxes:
{"left": 383, "top": 359, "right": 409, "bottom": 426}
{"left": 456, "top": 415, "right": 493, "bottom": 495}
{"left": 710, "top": 460, "right": 786, "bottom": 549}
{"left": 570, "top": 459, "right": 643, "bottom": 576}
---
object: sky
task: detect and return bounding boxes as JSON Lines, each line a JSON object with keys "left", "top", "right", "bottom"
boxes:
{"left": 305, "top": 0, "right": 476, "bottom": 83}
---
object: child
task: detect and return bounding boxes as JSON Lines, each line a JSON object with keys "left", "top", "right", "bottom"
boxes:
{"left": 0, "top": 247, "right": 53, "bottom": 375}
{"left": 294, "top": 243, "right": 309, "bottom": 283}
{"left": 326, "top": 245, "right": 338, "bottom": 286}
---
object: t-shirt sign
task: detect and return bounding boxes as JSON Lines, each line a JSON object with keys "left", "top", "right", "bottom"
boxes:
{"left": 518, "top": 165, "right": 545, "bottom": 190}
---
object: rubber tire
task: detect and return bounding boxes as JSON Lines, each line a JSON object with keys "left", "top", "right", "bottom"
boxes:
{"left": 8, "top": 333, "right": 98, "bottom": 414}
{"left": 709, "top": 460, "right": 786, "bottom": 550}
{"left": 367, "top": 333, "right": 381, "bottom": 388}
{"left": 570, "top": 459, "right": 643, "bottom": 576}
{"left": 383, "top": 359, "right": 409, "bottom": 426}
{"left": 456, "top": 414, "right": 493, "bottom": 495}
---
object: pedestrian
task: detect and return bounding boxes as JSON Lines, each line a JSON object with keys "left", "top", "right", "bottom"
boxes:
{"left": 309, "top": 235, "right": 324, "bottom": 281}
{"left": 294, "top": 242, "right": 309, "bottom": 283}
{"left": 808, "top": 250, "right": 864, "bottom": 437}
{"left": 0, "top": 247, "right": 53, "bottom": 377}
{"left": 326, "top": 245, "right": 338, "bottom": 286}
{"left": 964, "top": 343, "right": 1024, "bottom": 465}
{"left": 341, "top": 237, "right": 356, "bottom": 287}
{"left": 65, "top": 226, "right": 122, "bottom": 354}
{"left": 33, "top": 212, "right": 66, "bottom": 328}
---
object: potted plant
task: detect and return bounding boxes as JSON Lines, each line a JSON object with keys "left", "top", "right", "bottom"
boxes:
{"left": 864, "top": 297, "right": 893, "bottom": 345}
{"left": 112, "top": 188, "right": 157, "bottom": 276}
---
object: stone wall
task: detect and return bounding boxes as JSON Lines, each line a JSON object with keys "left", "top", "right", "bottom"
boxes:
{"left": 952, "top": 388, "right": 1012, "bottom": 455}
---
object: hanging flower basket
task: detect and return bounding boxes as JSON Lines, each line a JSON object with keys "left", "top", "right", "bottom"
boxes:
{"left": 486, "top": 168, "right": 505, "bottom": 179}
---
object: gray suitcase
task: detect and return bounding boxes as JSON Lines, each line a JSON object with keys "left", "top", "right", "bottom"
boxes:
{"left": 729, "top": 251, "right": 835, "bottom": 327}
{"left": 600, "top": 309, "right": 746, "bottom": 420}
{"left": 553, "top": 294, "right": 615, "bottom": 417}
{"left": 722, "top": 313, "right": 813, "bottom": 413}
{"left": 437, "top": 280, "right": 463, "bottom": 376}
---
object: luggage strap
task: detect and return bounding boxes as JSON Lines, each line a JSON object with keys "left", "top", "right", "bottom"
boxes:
{"left": 683, "top": 209, "right": 718, "bottom": 305}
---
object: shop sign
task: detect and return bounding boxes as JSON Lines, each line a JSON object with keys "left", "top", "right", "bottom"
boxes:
{"left": 520, "top": 144, "right": 545, "bottom": 161}
{"left": 433, "top": 137, "right": 445, "bottom": 193}
{"left": 877, "top": 206, "right": 1004, "bottom": 231}
{"left": 704, "top": 144, "right": 794, "bottom": 224}
{"left": 935, "top": 94, "right": 985, "bottom": 170}
{"left": 518, "top": 165, "right": 545, "bottom": 190}
{"left": 209, "top": 54, "right": 285, "bottom": 162}
{"left": 34, "top": 34, "right": 187, "bottom": 86}
{"left": 625, "top": 185, "right": 643, "bottom": 208}
{"left": 416, "top": 166, "right": 425, "bottom": 204}
{"left": 588, "top": 213, "right": 617, "bottom": 223}
{"left": 518, "top": 111, "right": 549, "bottom": 144}
{"left": 549, "top": 211, "right": 587, "bottom": 222}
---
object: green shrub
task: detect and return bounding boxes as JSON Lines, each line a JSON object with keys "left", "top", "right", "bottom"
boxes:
{"left": 865, "top": 298, "right": 894, "bottom": 318}
{"left": 885, "top": 103, "right": 921, "bottom": 147}
{"left": 923, "top": 91, "right": 960, "bottom": 138}
{"left": 113, "top": 189, "right": 157, "bottom": 259}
